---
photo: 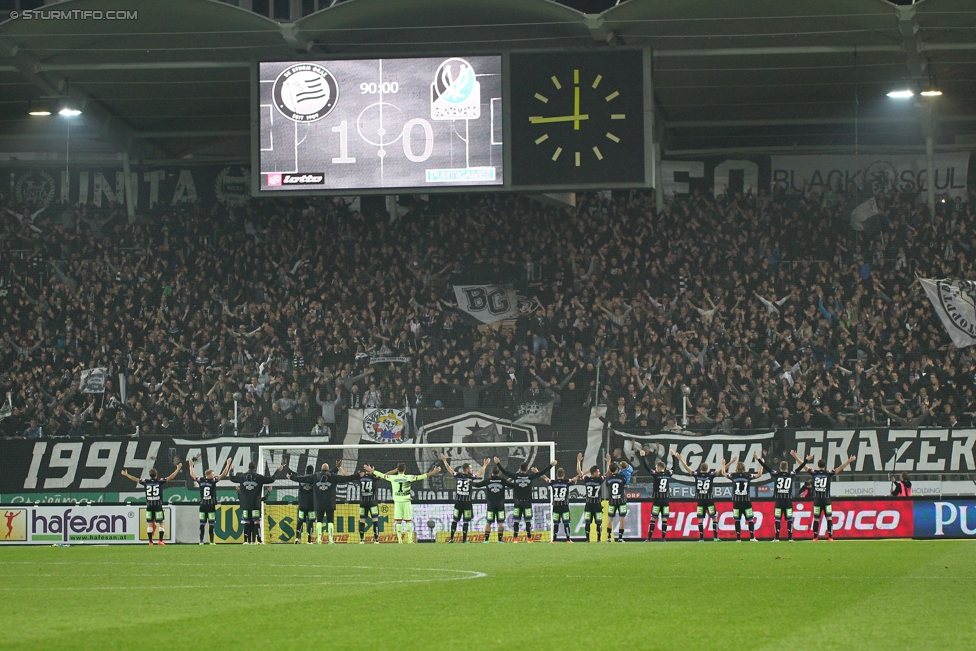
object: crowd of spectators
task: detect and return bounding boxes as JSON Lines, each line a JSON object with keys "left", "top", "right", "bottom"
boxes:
{"left": 1, "top": 180, "right": 975, "bottom": 442}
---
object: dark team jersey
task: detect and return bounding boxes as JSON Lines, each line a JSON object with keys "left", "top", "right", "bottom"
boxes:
{"left": 289, "top": 471, "right": 357, "bottom": 508}
{"left": 452, "top": 472, "right": 475, "bottom": 504}
{"left": 549, "top": 479, "right": 572, "bottom": 509}
{"left": 758, "top": 459, "right": 807, "bottom": 499}
{"left": 195, "top": 477, "right": 218, "bottom": 508}
{"left": 290, "top": 474, "right": 315, "bottom": 511}
{"left": 499, "top": 466, "right": 549, "bottom": 503}
{"left": 229, "top": 471, "right": 277, "bottom": 508}
{"left": 139, "top": 478, "right": 168, "bottom": 507}
{"left": 606, "top": 475, "right": 627, "bottom": 504}
{"left": 640, "top": 455, "right": 673, "bottom": 501}
{"left": 690, "top": 471, "right": 717, "bottom": 501}
{"left": 728, "top": 472, "right": 755, "bottom": 503}
{"left": 583, "top": 476, "right": 604, "bottom": 506}
{"left": 358, "top": 474, "right": 377, "bottom": 504}
{"left": 809, "top": 469, "right": 836, "bottom": 501}
{"left": 474, "top": 476, "right": 513, "bottom": 507}
{"left": 649, "top": 470, "right": 673, "bottom": 501}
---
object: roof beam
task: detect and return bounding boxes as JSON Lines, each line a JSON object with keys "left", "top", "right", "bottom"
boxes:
{"left": 665, "top": 143, "right": 974, "bottom": 157}
{"left": 0, "top": 61, "right": 250, "bottom": 73}
{"left": 653, "top": 45, "right": 902, "bottom": 57}
{"left": 896, "top": 4, "right": 928, "bottom": 81}
{"left": 667, "top": 115, "right": 976, "bottom": 128}
{"left": 584, "top": 14, "right": 617, "bottom": 45}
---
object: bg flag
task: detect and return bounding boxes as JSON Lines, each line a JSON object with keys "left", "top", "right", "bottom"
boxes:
{"left": 920, "top": 278, "right": 976, "bottom": 348}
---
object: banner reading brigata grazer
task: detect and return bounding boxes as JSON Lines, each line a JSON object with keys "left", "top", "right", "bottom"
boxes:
{"left": 638, "top": 500, "right": 914, "bottom": 540}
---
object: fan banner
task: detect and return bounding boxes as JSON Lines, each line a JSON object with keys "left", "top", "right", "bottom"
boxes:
{"left": 361, "top": 408, "right": 409, "bottom": 444}
{"left": 769, "top": 152, "right": 969, "bottom": 198}
{"left": 452, "top": 284, "right": 520, "bottom": 323}
{"left": 919, "top": 278, "right": 976, "bottom": 348}
{"left": 78, "top": 368, "right": 108, "bottom": 394}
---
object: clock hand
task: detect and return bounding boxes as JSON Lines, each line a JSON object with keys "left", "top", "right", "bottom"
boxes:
{"left": 528, "top": 114, "right": 590, "bottom": 124}
{"left": 574, "top": 85, "right": 580, "bottom": 130}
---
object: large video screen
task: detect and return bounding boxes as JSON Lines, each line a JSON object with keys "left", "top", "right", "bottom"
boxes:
{"left": 257, "top": 57, "right": 503, "bottom": 192}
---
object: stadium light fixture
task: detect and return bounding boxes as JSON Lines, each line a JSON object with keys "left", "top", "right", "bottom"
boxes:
{"left": 920, "top": 90, "right": 943, "bottom": 97}
{"left": 59, "top": 107, "right": 82, "bottom": 117}
{"left": 29, "top": 110, "right": 52, "bottom": 116}
{"left": 886, "top": 89, "right": 914, "bottom": 99}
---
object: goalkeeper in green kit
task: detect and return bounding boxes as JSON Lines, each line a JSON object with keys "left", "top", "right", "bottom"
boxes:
{"left": 368, "top": 461, "right": 441, "bottom": 543}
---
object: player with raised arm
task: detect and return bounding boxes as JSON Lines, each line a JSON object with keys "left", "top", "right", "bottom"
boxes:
{"left": 808, "top": 455, "right": 856, "bottom": 541}
{"left": 605, "top": 455, "right": 629, "bottom": 543}
{"left": 120, "top": 463, "right": 183, "bottom": 546}
{"left": 542, "top": 467, "right": 578, "bottom": 543}
{"left": 674, "top": 452, "right": 728, "bottom": 542}
{"left": 496, "top": 456, "right": 557, "bottom": 543}
{"left": 640, "top": 449, "right": 676, "bottom": 541}
{"left": 473, "top": 463, "right": 514, "bottom": 543}
{"left": 371, "top": 462, "right": 441, "bottom": 543}
{"left": 228, "top": 461, "right": 283, "bottom": 544}
{"left": 440, "top": 454, "right": 489, "bottom": 543}
{"left": 756, "top": 450, "right": 811, "bottom": 542}
{"left": 577, "top": 453, "right": 605, "bottom": 542}
{"left": 288, "top": 461, "right": 357, "bottom": 544}
{"left": 719, "top": 457, "right": 759, "bottom": 541}
{"left": 188, "top": 456, "right": 232, "bottom": 544}
{"left": 290, "top": 464, "right": 316, "bottom": 544}
{"left": 356, "top": 465, "right": 382, "bottom": 544}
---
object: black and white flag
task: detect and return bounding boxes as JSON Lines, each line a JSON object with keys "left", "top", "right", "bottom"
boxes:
{"left": 850, "top": 197, "right": 880, "bottom": 233}
{"left": 514, "top": 400, "right": 554, "bottom": 425}
{"left": 453, "top": 285, "right": 521, "bottom": 324}
{"left": 920, "top": 278, "right": 976, "bottom": 348}
{"left": 79, "top": 368, "right": 108, "bottom": 394}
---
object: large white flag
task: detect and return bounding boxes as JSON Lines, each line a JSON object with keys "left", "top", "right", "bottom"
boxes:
{"left": 850, "top": 197, "right": 879, "bottom": 232}
{"left": 453, "top": 285, "right": 520, "bottom": 324}
{"left": 920, "top": 278, "right": 976, "bottom": 348}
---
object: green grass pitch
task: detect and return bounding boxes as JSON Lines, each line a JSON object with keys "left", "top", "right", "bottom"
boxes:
{"left": 2, "top": 541, "right": 973, "bottom": 650}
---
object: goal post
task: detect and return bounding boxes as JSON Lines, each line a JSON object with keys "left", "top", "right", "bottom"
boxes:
{"left": 258, "top": 441, "right": 557, "bottom": 543}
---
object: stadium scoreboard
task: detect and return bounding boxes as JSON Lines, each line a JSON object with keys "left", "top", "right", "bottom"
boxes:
{"left": 253, "top": 49, "right": 649, "bottom": 195}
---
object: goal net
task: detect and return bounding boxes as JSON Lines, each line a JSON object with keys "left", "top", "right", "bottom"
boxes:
{"left": 258, "top": 441, "right": 556, "bottom": 543}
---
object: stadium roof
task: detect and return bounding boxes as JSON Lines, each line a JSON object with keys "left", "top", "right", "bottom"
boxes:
{"left": 0, "top": 0, "right": 974, "bottom": 164}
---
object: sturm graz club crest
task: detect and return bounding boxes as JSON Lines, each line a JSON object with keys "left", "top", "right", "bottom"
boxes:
{"left": 416, "top": 411, "right": 539, "bottom": 490}
{"left": 272, "top": 63, "right": 339, "bottom": 123}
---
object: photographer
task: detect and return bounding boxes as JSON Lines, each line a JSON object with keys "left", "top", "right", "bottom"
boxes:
{"left": 890, "top": 472, "right": 913, "bottom": 498}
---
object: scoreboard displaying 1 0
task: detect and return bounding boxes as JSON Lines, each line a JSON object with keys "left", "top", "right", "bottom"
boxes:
{"left": 253, "top": 50, "right": 647, "bottom": 195}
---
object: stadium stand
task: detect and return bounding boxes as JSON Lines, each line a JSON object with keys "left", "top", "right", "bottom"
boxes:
{"left": 0, "top": 182, "right": 974, "bottom": 442}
